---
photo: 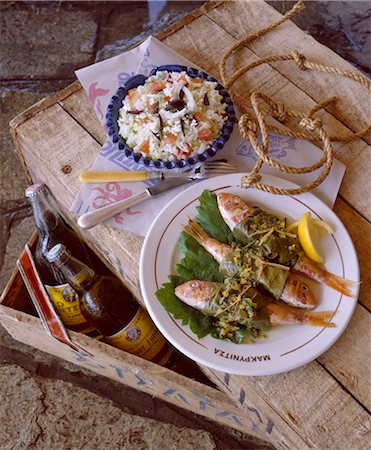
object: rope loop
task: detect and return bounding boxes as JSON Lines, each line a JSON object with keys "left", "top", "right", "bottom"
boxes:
{"left": 292, "top": 50, "right": 308, "bottom": 70}
{"left": 270, "top": 101, "right": 287, "bottom": 123}
{"left": 239, "top": 113, "right": 259, "bottom": 137}
{"left": 242, "top": 172, "right": 262, "bottom": 188}
{"left": 299, "top": 117, "right": 323, "bottom": 132}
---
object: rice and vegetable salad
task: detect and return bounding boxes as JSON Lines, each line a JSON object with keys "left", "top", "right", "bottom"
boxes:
{"left": 117, "top": 70, "right": 228, "bottom": 161}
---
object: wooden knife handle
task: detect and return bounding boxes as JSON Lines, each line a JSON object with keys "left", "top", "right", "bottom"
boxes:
{"left": 79, "top": 171, "right": 148, "bottom": 183}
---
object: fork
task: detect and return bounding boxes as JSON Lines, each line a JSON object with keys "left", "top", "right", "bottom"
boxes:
{"left": 79, "top": 160, "right": 237, "bottom": 183}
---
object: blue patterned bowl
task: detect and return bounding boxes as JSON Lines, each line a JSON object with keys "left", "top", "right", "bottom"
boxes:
{"left": 105, "top": 64, "right": 236, "bottom": 170}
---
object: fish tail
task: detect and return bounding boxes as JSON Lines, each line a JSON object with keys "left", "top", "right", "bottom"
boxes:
{"left": 324, "top": 272, "right": 360, "bottom": 298}
{"left": 267, "top": 302, "right": 336, "bottom": 327}
{"left": 294, "top": 255, "right": 359, "bottom": 298}
{"left": 184, "top": 219, "right": 231, "bottom": 264}
{"left": 301, "top": 310, "right": 337, "bottom": 328}
{"left": 184, "top": 218, "right": 208, "bottom": 246}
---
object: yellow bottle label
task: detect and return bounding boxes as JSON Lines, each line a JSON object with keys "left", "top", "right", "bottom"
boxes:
{"left": 104, "top": 308, "right": 167, "bottom": 361}
{"left": 45, "top": 283, "right": 88, "bottom": 327}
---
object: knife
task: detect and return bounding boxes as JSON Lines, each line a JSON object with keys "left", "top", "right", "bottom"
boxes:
{"left": 77, "top": 178, "right": 190, "bottom": 230}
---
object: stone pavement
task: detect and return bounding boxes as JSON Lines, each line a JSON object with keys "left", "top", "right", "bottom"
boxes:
{"left": 1, "top": 364, "right": 217, "bottom": 449}
{"left": 0, "top": 1, "right": 369, "bottom": 448}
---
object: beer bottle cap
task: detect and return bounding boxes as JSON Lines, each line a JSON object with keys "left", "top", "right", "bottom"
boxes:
{"left": 25, "top": 183, "right": 48, "bottom": 198}
{"left": 46, "top": 243, "right": 69, "bottom": 263}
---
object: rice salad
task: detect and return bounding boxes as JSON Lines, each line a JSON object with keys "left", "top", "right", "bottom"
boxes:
{"left": 117, "top": 70, "right": 228, "bottom": 161}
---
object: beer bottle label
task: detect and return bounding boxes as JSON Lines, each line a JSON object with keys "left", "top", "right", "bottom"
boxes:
{"left": 45, "top": 283, "right": 88, "bottom": 327}
{"left": 104, "top": 308, "right": 169, "bottom": 362}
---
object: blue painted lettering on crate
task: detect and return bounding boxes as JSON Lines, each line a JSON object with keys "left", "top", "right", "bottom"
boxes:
{"left": 109, "top": 364, "right": 125, "bottom": 379}
{"left": 239, "top": 388, "right": 246, "bottom": 405}
{"left": 135, "top": 374, "right": 147, "bottom": 385}
{"left": 70, "top": 349, "right": 105, "bottom": 369}
{"left": 199, "top": 399, "right": 215, "bottom": 411}
{"left": 224, "top": 373, "right": 230, "bottom": 385}
{"left": 163, "top": 389, "right": 189, "bottom": 404}
{"left": 266, "top": 419, "right": 274, "bottom": 434}
{"left": 216, "top": 411, "right": 243, "bottom": 426}
{"left": 247, "top": 407, "right": 263, "bottom": 424}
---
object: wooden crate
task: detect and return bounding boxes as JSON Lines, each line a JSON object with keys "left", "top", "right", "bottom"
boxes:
{"left": 2, "top": 1, "right": 370, "bottom": 448}
{"left": 0, "top": 237, "right": 267, "bottom": 440}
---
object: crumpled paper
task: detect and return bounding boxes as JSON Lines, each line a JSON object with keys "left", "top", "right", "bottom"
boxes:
{"left": 71, "top": 36, "right": 345, "bottom": 236}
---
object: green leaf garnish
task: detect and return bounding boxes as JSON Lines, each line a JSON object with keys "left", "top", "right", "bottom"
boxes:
{"left": 176, "top": 232, "right": 224, "bottom": 282}
{"left": 196, "top": 190, "right": 234, "bottom": 244}
{"left": 154, "top": 189, "right": 273, "bottom": 344}
{"left": 155, "top": 275, "right": 213, "bottom": 338}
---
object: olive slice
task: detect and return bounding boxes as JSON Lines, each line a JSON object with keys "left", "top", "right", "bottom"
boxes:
{"left": 165, "top": 99, "right": 186, "bottom": 111}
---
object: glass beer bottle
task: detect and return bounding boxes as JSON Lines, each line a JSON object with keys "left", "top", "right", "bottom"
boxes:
{"left": 46, "top": 243, "right": 173, "bottom": 365}
{"left": 25, "top": 184, "right": 94, "bottom": 333}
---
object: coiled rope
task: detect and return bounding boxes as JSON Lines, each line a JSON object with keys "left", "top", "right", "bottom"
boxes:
{"left": 219, "top": 0, "right": 371, "bottom": 195}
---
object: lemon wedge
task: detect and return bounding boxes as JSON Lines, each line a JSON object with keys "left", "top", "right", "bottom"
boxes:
{"left": 287, "top": 218, "right": 334, "bottom": 236}
{"left": 312, "top": 218, "right": 334, "bottom": 237}
{"left": 297, "top": 212, "right": 333, "bottom": 264}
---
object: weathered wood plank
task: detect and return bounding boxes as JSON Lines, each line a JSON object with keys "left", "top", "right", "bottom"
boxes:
{"left": 59, "top": 89, "right": 106, "bottom": 145}
{"left": 318, "top": 304, "right": 371, "bottom": 411}
{"left": 206, "top": 0, "right": 371, "bottom": 145}
{"left": 202, "top": 353, "right": 371, "bottom": 449}
{"left": 333, "top": 197, "right": 371, "bottom": 311}
{"left": 161, "top": 10, "right": 369, "bottom": 144}
{"left": 156, "top": 0, "right": 222, "bottom": 42}
{"left": 335, "top": 140, "right": 371, "bottom": 219}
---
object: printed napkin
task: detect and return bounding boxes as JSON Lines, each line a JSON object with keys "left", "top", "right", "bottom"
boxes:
{"left": 71, "top": 36, "right": 345, "bottom": 236}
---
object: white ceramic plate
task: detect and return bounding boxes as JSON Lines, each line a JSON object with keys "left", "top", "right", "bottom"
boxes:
{"left": 139, "top": 174, "right": 359, "bottom": 375}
